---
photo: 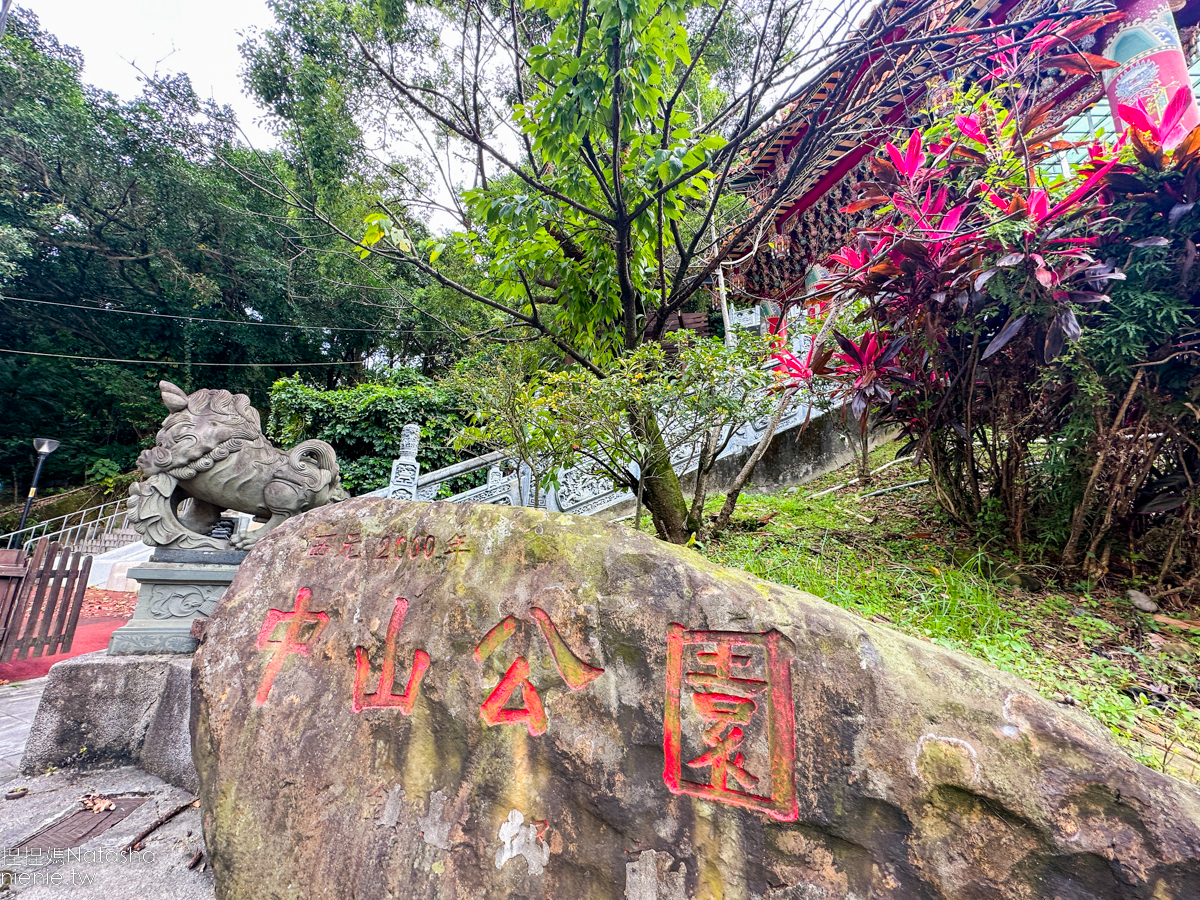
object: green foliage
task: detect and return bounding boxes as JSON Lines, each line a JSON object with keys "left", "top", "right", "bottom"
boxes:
{"left": 84, "top": 458, "right": 123, "bottom": 491}
{"left": 699, "top": 443, "right": 1200, "bottom": 783}
{"left": 454, "top": 334, "right": 774, "bottom": 511}
{"left": 0, "top": 13, "right": 346, "bottom": 488}
{"left": 0, "top": 10, "right": 487, "bottom": 512}
{"left": 446, "top": 0, "right": 728, "bottom": 366}
{"left": 266, "top": 371, "right": 471, "bottom": 493}
{"left": 240, "top": 0, "right": 371, "bottom": 202}
{"left": 1084, "top": 245, "right": 1193, "bottom": 379}
{"left": 241, "top": 0, "right": 810, "bottom": 541}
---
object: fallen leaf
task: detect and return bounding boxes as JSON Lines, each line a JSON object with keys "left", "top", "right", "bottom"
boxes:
{"left": 80, "top": 793, "right": 116, "bottom": 813}
{"left": 1152, "top": 614, "right": 1200, "bottom": 632}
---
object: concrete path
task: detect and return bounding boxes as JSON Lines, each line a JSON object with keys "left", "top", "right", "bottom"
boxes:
{"left": 0, "top": 679, "right": 46, "bottom": 781}
{"left": 1, "top": 680, "right": 215, "bottom": 898}
{"left": 0, "top": 767, "right": 215, "bottom": 898}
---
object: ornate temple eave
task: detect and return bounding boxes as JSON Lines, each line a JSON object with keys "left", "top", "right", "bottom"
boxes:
{"left": 721, "top": 0, "right": 1200, "bottom": 307}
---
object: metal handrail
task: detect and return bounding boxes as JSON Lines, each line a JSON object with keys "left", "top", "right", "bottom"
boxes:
{"left": 1, "top": 497, "right": 135, "bottom": 552}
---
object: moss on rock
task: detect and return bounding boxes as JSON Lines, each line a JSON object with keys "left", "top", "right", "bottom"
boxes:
{"left": 193, "top": 498, "right": 1200, "bottom": 899}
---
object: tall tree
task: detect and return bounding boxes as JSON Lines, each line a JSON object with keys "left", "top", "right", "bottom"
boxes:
{"left": 240, "top": 0, "right": 1106, "bottom": 541}
{"left": 0, "top": 10, "right": 479, "bottom": 496}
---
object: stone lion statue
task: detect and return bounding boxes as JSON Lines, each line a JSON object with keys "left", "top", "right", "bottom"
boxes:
{"left": 129, "top": 381, "right": 348, "bottom": 550}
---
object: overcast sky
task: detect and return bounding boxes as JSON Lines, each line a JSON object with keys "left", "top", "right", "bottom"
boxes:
{"left": 30, "top": 0, "right": 279, "bottom": 148}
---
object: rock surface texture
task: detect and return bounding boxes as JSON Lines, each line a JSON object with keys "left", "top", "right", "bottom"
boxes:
{"left": 192, "top": 498, "right": 1200, "bottom": 900}
{"left": 24, "top": 652, "right": 198, "bottom": 792}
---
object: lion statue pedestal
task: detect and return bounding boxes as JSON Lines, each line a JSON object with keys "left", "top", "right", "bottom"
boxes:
{"left": 110, "top": 382, "right": 348, "bottom": 655}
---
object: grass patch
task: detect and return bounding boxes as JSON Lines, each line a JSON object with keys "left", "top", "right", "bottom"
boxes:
{"left": 689, "top": 442, "right": 1200, "bottom": 784}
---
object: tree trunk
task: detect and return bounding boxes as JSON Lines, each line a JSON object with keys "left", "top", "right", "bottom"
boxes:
{"left": 708, "top": 388, "right": 796, "bottom": 537}
{"left": 858, "top": 420, "right": 871, "bottom": 484}
{"left": 1063, "top": 370, "right": 1143, "bottom": 565}
{"left": 631, "top": 410, "right": 695, "bottom": 543}
{"left": 688, "top": 427, "right": 720, "bottom": 526}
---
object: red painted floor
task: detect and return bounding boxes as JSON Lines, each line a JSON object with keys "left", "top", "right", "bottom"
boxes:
{"left": 0, "top": 615, "right": 130, "bottom": 683}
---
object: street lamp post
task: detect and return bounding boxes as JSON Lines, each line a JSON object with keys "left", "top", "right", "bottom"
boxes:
{"left": 13, "top": 438, "right": 61, "bottom": 545}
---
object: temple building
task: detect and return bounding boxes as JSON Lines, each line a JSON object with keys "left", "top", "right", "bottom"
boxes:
{"left": 721, "top": 0, "right": 1200, "bottom": 340}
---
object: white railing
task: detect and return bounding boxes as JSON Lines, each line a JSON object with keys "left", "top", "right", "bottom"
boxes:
{"left": 1, "top": 497, "right": 137, "bottom": 555}
{"left": 366, "top": 391, "right": 821, "bottom": 517}
{"left": 729, "top": 306, "right": 760, "bottom": 329}
{"left": 366, "top": 309, "right": 824, "bottom": 516}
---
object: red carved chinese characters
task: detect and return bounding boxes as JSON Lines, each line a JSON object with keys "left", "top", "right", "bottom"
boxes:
{"left": 475, "top": 616, "right": 545, "bottom": 735}
{"left": 338, "top": 532, "right": 362, "bottom": 558}
{"left": 306, "top": 532, "right": 336, "bottom": 557}
{"left": 480, "top": 653, "right": 548, "bottom": 734}
{"left": 475, "top": 616, "right": 518, "bottom": 663}
{"left": 303, "top": 527, "right": 457, "bottom": 564}
{"left": 442, "top": 534, "right": 470, "bottom": 558}
{"left": 663, "top": 625, "right": 797, "bottom": 821}
{"left": 529, "top": 608, "right": 604, "bottom": 689}
{"left": 474, "top": 609, "right": 603, "bottom": 736}
{"left": 254, "top": 587, "right": 329, "bottom": 706}
{"left": 353, "top": 597, "right": 430, "bottom": 714}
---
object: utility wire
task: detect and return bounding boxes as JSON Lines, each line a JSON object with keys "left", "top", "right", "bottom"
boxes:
{"left": 0, "top": 295, "right": 450, "bottom": 334}
{"left": 0, "top": 348, "right": 367, "bottom": 367}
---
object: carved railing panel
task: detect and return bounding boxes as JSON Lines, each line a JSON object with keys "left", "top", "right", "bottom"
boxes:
{"left": 368, "top": 388, "right": 824, "bottom": 517}
{"left": 387, "top": 424, "right": 422, "bottom": 501}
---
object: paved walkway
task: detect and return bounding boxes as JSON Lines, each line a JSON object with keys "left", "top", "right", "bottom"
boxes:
{"left": 0, "top": 679, "right": 215, "bottom": 898}
{"left": 0, "top": 678, "right": 46, "bottom": 781}
{"left": 0, "top": 767, "right": 214, "bottom": 898}
{"left": 0, "top": 617, "right": 129, "bottom": 683}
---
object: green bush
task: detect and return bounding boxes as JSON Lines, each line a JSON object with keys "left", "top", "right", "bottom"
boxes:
{"left": 266, "top": 371, "right": 472, "bottom": 494}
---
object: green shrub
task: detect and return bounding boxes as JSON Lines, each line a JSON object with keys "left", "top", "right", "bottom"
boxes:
{"left": 266, "top": 371, "right": 472, "bottom": 493}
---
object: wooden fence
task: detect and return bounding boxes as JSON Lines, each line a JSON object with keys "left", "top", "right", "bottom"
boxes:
{"left": 0, "top": 539, "right": 92, "bottom": 662}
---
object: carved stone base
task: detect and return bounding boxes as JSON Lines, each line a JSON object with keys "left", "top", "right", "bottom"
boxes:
{"left": 108, "top": 551, "right": 244, "bottom": 655}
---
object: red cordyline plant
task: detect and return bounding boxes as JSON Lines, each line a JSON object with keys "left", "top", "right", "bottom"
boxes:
{"left": 1117, "top": 86, "right": 1193, "bottom": 150}
{"left": 808, "top": 13, "right": 1131, "bottom": 532}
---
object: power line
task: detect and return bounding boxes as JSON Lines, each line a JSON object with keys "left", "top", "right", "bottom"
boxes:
{"left": 2, "top": 294, "right": 386, "bottom": 333}
{"left": 0, "top": 348, "right": 367, "bottom": 367}
{"left": 0, "top": 295, "right": 450, "bottom": 334}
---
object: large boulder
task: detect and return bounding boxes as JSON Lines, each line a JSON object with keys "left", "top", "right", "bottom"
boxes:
{"left": 192, "top": 498, "right": 1200, "bottom": 899}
